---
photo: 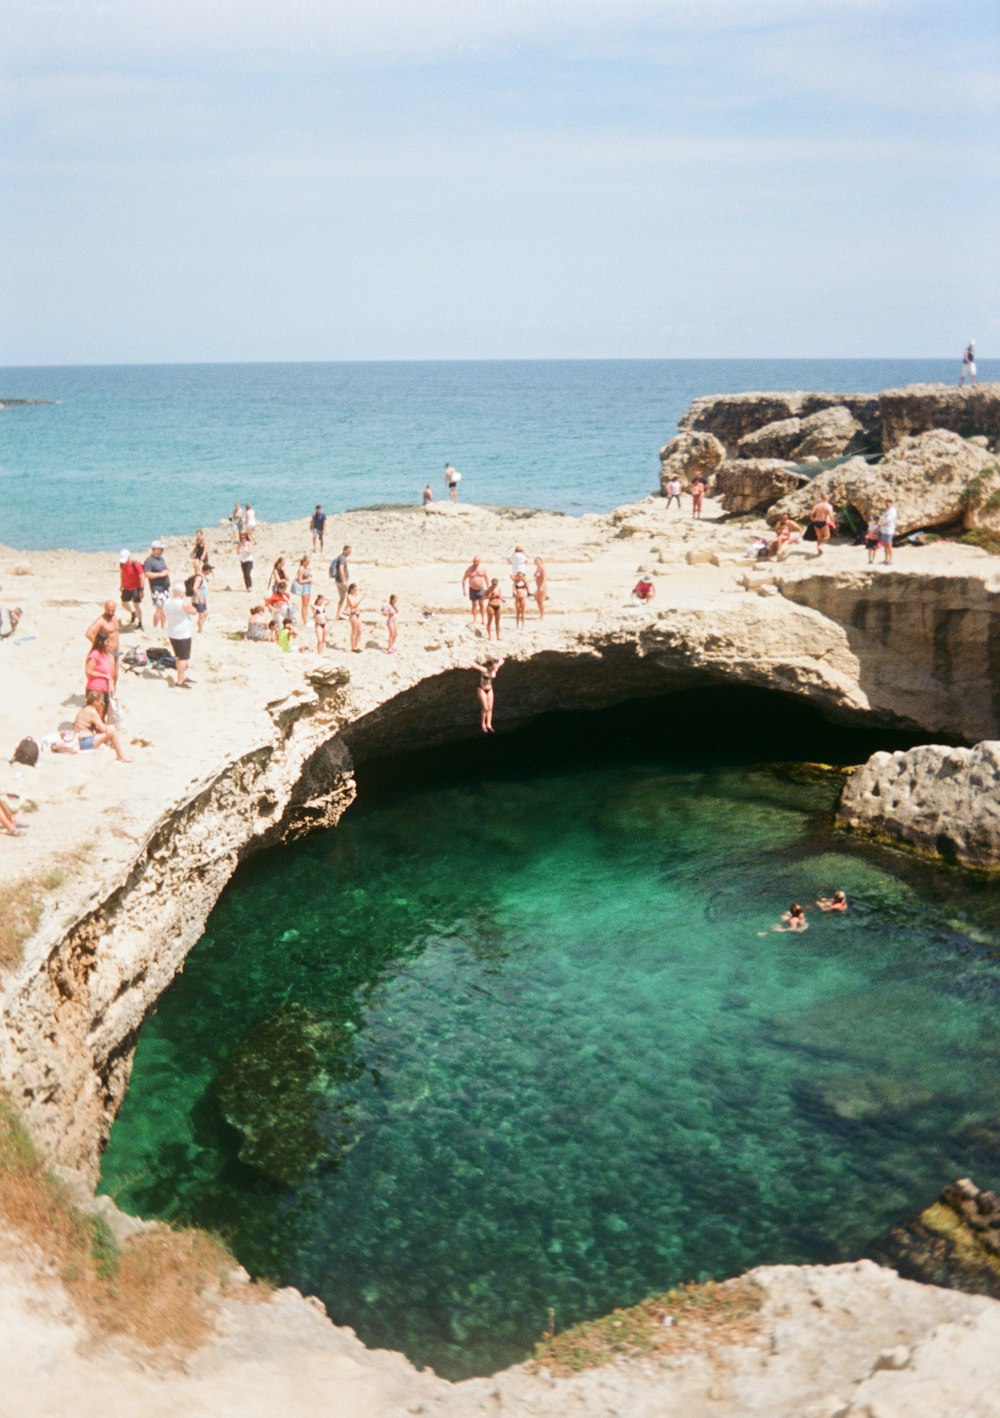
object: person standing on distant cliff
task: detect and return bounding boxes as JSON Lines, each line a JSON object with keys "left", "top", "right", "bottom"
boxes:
{"left": 143, "top": 540, "right": 171, "bottom": 630}
{"left": 809, "top": 496, "right": 835, "bottom": 557}
{"left": 445, "top": 463, "right": 462, "bottom": 501}
{"left": 330, "top": 545, "right": 351, "bottom": 619}
{"left": 118, "top": 550, "right": 145, "bottom": 629}
{"left": 690, "top": 474, "right": 705, "bottom": 519}
{"left": 960, "top": 342, "right": 977, "bottom": 387}
{"left": 462, "top": 555, "right": 489, "bottom": 624}
{"left": 879, "top": 500, "right": 898, "bottom": 566}
{"left": 665, "top": 475, "right": 682, "bottom": 511}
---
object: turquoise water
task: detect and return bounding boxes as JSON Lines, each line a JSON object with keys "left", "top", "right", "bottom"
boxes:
{"left": 1, "top": 358, "right": 991, "bottom": 551}
{"left": 99, "top": 711, "right": 1000, "bottom": 1379}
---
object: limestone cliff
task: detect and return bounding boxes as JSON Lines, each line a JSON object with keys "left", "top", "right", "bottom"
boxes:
{"left": 836, "top": 740, "right": 1000, "bottom": 868}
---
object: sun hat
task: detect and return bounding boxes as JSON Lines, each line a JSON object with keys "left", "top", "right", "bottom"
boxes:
{"left": 151, "top": 539, "right": 164, "bottom": 548}
{"left": 119, "top": 549, "right": 130, "bottom": 562}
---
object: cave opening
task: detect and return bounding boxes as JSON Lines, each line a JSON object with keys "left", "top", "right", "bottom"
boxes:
{"left": 99, "top": 686, "right": 1000, "bottom": 1380}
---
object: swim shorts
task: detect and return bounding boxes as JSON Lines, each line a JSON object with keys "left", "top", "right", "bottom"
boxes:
{"left": 79, "top": 735, "right": 95, "bottom": 751}
{"left": 169, "top": 637, "right": 192, "bottom": 661}
{"left": 469, "top": 588, "right": 486, "bottom": 602}
{"left": 151, "top": 588, "right": 170, "bottom": 607}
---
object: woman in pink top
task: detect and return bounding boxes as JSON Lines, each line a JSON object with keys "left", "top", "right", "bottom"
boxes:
{"left": 85, "top": 629, "right": 114, "bottom": 704}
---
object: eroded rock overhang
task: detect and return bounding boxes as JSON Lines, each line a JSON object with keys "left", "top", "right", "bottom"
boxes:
{"left": 4, "top": 573, "right": 1000, "bottom": 1180}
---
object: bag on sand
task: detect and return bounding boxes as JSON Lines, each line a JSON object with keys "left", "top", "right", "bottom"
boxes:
{"left": 12, "top": 736, "right": 39, "bottom": 767}
{"left": 106, "top": 694, "right": 123, "bottom": 728}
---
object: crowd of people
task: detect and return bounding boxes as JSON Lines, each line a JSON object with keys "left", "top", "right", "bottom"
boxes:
{"left": 460, "top": 548, "right": 548, "bottom": 639}
{"left": 762, "top": 499, "right": 899, "bottom": 565}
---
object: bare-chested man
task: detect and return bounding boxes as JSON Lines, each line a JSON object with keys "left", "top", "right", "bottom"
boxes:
{"left": 85, "top": 600, "right": 121, "bottom": 687}
{"left": 809, "top": 496, "right": 836, "bottom": 557}
{"left": 462, "top": 555, "right": 490, "bottom": 624}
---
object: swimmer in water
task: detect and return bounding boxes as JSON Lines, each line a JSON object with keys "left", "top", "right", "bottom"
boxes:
{"left": 817, "top": 890, "right": 848, "bottom": 913}
{"left": 773, "top": 903, "right": 808, "bottom": 932}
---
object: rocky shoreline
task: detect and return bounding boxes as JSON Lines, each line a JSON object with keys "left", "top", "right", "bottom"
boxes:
{"left": 2, "top": 385, "right": 999, "bottom": 1415}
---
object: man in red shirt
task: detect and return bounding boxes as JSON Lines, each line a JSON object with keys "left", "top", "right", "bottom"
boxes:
{"left": 118, "top": 550, "right": 145, "bottom": 629}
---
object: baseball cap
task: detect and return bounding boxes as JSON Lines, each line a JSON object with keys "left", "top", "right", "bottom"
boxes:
{"left": 119, "top": 549, "right": 130, "bottom": 563}
{"left": 151, "top": 539, "right": 164, "bottom": 549}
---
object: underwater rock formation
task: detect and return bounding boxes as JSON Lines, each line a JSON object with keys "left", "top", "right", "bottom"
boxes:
{"left": 215, "top": 1002, "right": 362, "bottom": 1185}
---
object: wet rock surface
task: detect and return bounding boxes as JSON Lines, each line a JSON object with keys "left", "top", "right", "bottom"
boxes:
{"left": 869, "top": 1178, "right": 1000, "bottom": 1299}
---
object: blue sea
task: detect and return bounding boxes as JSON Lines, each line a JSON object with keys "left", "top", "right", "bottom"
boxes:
{"left": 0, "top": 359, "right": 989, "bottom": 552}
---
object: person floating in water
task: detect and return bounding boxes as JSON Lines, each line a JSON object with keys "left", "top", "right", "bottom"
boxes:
{"left": 816, "top": 890, "right": 848, "bottom": 913}
{"left": 472, "top": 656, "right": 504, "bottom": 733}
{"left": 773, "top": 903, "right": 808, "bottom": 932}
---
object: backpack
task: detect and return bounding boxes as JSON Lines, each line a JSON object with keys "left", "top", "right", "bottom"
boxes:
{"left": 12, "top": 736, "right": 39, "bottom": 767}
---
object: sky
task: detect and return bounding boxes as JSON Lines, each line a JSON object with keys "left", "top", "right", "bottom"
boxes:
{"left": 3, "top": 0, "right": 999, "bottom": 363}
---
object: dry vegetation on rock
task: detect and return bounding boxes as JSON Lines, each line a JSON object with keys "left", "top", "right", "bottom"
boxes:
{"left": 530, "top": 1278, "right": 763, "bottom": 1376}
{"left": 0, "top": 1092, "right": 242, "bottom": 1355}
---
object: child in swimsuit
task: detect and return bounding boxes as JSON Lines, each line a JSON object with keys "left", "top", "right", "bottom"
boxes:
{"left": 485, "top": 580, "right": 503, "bottom": 640}
{"left": 512, "top": 573, "right": 529, "bottom": 628}
{"left": 312, "top": 595, "right": 328, "bottom": 653}
{"left": 382, "top": 594, "right": 399, "bottom": 653}
{"left": 346, "top": 585, "right": 362, "bottom": 652}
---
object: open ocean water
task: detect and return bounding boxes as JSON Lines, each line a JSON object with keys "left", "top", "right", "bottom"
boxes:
{"left": 1, "top": 358, "right": 991, "bottom": 553}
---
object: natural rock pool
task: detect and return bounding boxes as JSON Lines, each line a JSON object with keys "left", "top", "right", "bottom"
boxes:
{"left": 100, "top": 698, "right": 1000, "bottom": 1380}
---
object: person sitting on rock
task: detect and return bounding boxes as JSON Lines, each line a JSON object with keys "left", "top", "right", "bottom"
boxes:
{"left": 52, "top": 692, "right": 133, "bottom": 762}
{"left": 633, "top": 573, "right": 656, "bottom": 603}
{"left": 768, "top": 514, "right": 802, "bottom": 560}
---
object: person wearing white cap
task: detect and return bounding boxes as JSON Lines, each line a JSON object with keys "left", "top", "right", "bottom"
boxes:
{"left": 163, "top": 586, "right": 196, "bottom": 688}
{"left": 118, "top": 549, "right": 146, "bottom": 629}
{"left": 143, "top": 540, "right": 171, "bottom": 631}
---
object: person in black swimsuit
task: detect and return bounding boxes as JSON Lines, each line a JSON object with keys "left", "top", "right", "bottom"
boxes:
{"left": 472, "top": 657, "right": 504, "bottom": 733}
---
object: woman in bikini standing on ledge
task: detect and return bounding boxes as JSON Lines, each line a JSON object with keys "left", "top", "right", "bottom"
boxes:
{"left": 533, "top": 556, "right": 548, "bottom": 618}
{"left": 472, "top": 656, "right": 504, "bottom": 733}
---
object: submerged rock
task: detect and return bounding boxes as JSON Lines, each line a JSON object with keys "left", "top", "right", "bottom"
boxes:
{"left": 214, "top": 1001, "right": 363, "bottom": 1185}
{"left": 869, "top": 1178, "right": 1000, "bottom": 1297}
{"left": 837, "top": 741, "right": 1000, "bottom": 869}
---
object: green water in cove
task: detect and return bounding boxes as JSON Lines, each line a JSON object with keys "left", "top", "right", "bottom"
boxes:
{"left": 100, "top": 711, "right": 1000, "bottom": 1380}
